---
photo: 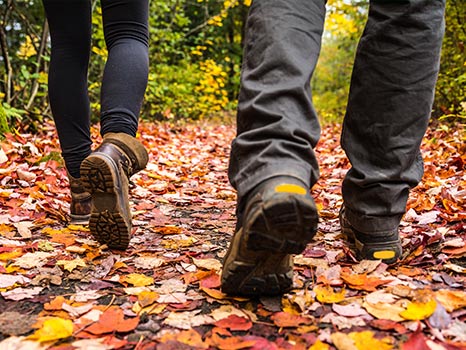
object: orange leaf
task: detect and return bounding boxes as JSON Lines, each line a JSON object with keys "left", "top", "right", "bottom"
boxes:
{"left": 199, "top": 272, "right": 221, "bottom": 289}
{"left": 44, "top": 296, "right": 67, "bottom": 311}
{"left": 153, "top": 225, "right": 183, "bottom": 235}
{"left": 86, "top": 307, "right": 139, "bottom": 335}
{"left": 159, "top": 329, "right": 207, "bottom": 349}
{"left": 341, "top": 268, "right": 392, "bottom": 292}
{"left": 208, "top": 332, "right": 257, "bottom": 350}
{"left": 214, "top": 315, "right": 253, "bottom": 331}
{"left": 270, "top": 312, "right": 313, "bottom": 328}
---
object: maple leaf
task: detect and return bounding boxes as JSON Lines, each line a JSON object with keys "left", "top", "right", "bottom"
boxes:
{"left": 85, "top": 307, "right": 139, "bottom": 335}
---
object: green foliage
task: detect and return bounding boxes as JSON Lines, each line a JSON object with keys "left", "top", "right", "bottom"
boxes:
{"left": 435, "top": 0, "right": 466, "bottom": 119}
{"left": 312, "top": 1, "right": 368, "bottom": 123}
{"left": 0, "top": 0, "right": 464, "bottom": 129}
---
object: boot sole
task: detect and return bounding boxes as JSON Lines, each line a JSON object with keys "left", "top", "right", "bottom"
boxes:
{"left": 245, "top": 193, "right": 318, "bottom": 254}
{"left": 221, "top": 260, "right": 293, "bottom": 296}
{"left": 69, "top": 213, "right": 91, "bottom": 226}
{"left": 340, "top": 210, "right": 402, "bottom": 264}
{"left": 80, "top": 154, "right": 131, "bottom": 250}
{"left": 221, "top": 229, "right": 293, "bottom": 296}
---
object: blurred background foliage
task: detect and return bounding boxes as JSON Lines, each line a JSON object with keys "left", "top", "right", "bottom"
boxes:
{"left": 0, "top": 0, "right": 464, "bottom": 134}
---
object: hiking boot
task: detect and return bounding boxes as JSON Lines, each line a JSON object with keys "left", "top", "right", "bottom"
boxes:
{"left": 80, "top": 132, "right": 148, "bottom": 250}
{"left": 221, "top": 176, "right": 318, "bottom": 296}
{"left": 68, "top": 173, "right": 91, "bottom": 225}
{"left": 339, "top": 206, "right": 402, "bottom": 264}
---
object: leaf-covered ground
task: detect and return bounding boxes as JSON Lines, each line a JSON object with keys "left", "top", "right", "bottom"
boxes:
{"left": 0, "top": 120, "right": 465, "bottom": 350}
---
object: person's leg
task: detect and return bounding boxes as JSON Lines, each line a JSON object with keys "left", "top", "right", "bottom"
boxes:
{"left": 42, "top": 0, "right": 92, "bottom": 224}
{"left": 99, "top": 0, "right": 150, "bottom": 136}
{"left": 222, "top": 0, "right": 326, "bottom": 296}
{"left": 80, "top": 0, "right": 149, "bottom": 250}
{"left": 341, "top": 0, "right": 446, "bottom": 261}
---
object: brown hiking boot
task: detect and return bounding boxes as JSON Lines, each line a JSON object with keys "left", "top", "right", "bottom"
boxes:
{"left": 221, "top": 176, "right": 318, "bottom": 296}
{"left": 68, "top": 173, "right": 91, "bottom": 225}
{"left": 339, "top": 206, "right": 402, "bottom": 264}
{"left": 80, "top": 132, "right": 148, "bottom": 250}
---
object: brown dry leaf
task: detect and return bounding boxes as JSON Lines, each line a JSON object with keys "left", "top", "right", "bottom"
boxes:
{"left": 363, "top": 301, "right": 406, "bottom": 322}
{"left": 331, "top": 332, "right": 358, "bottom": 350}
{"left": 158, "top": 329, "right": 208, "bottom": 349}
{"left": 192, "top": 257, "right": 222, "bottom": 271}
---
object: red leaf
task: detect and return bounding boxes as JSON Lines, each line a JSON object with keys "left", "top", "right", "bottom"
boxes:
{"left": 214, "top": 315, "right": 253, "bottom": 331}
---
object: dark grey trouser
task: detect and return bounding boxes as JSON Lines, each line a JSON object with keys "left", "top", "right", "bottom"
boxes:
{"left": 228, "top": 0, "right": 445, "bottom": 233}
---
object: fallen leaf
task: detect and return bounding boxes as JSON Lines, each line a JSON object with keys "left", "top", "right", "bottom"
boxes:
{"left": 1, "top": 287, "right": 44, "bottom": 301}
{"left": 85, "top": 307, "right": 139, "bottom": 335}
{"left": 314, "top": 285, "right": 346, "bottom": 304}
{"left": 341, "top": 268, "right": 392, "bottom": 292}
{"left": 214, "top": 315, "right": 253, "bottom": 331}
{"left": 434, "top": 289, "right": 466, "bottom": 312}
{"left": 192, "top": 257, "right": 222, "bottom": 271}
{"left": 163, "top": 310, "right": 215, "bottom": 330}
{"left": 120, "top": 273, "right": 154, "bottom": 287}
{"left": 399, "top": 299, "right": 437, "bottom": 321}
{"left": 29, "top": 317, "right": 73, "bottom": 343}
{"left": 57, "top": 258, "right": 86, "bottom": 272}
{"left": 270, "top": 312, "right": 313, "bottom": 328}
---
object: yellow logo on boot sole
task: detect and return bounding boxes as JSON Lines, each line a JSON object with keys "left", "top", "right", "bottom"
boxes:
{"left": 274, "top": 184, "right": 307, "bottom": 195}
{"left": 373, "top": 250, "right": 396, "bottom": 260}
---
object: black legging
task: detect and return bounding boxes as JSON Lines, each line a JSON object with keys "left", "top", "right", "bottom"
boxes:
{"left": 42, "top": 0, "right": 149, "bottom": 178}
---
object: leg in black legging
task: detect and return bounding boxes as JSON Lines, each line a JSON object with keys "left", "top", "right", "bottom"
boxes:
{"left": 100, "top": 0, "right": 149, "bottom": 137}
{"left": 42, "top": 0, "right": 149, "bottom": 177}
{"left": 42, "top": 0, "right": 92, "bottom": 178}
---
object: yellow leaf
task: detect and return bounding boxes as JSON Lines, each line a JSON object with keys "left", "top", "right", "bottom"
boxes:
{"left": 137, "top": 290, "right": 159, "bottom": 308}
{"left": 314, "top": 285, "right": 346, "bottom": 304}
{"left": 57, "top": 258, "right": 86, "bottom": 272}
{"left": 349, "top": 331, "right": 393, "bottom": 350}
{"left": 29, "top": 317, "right": 73, "bottom": 343}
{"left": 121, "top": 273, "right": 154, "bottom": 287}
{"left": 399, "top": 299, "right": 437, "bottom": 320}
{"left": 17, "top": 36, "right": 37, "bottom": 59}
